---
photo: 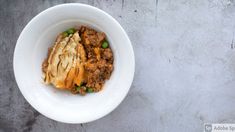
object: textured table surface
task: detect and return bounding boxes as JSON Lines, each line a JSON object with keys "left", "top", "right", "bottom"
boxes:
{"left": 1, "top": 0, "right": 235, "bottom": 132}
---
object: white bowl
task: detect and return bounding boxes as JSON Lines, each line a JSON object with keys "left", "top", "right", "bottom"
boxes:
{"left": 13, "top": 3, "right": 135, "bottom": 123}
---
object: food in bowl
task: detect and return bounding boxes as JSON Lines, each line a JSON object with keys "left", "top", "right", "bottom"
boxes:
{"left": 42, "top": 26, "right": 114, "bottom": 95}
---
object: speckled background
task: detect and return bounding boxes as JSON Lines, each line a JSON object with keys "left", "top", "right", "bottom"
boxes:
{"left": 1, "top": 0, "right": 235, "bottom": 132}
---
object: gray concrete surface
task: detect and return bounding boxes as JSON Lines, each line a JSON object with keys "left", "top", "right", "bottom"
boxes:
{"left": 1, "top": 0, "right": 235, "bottom": 131}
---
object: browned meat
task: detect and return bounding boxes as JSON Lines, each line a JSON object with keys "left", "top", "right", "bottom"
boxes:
{"left": 80, "top": 26, "right": 113, "bottom": 92}
{"left": 101, "top": 48, "right": 114, "bottom": 63}
{"left": 80, "top": 26, "right": 106, "bottom": 60}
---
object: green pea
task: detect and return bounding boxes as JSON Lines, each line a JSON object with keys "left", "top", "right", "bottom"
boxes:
{"left": 66, "top": 28, "right": 76, "bottom": 34}
{"left": 86, "top": 88, "right": 93, "bottom": 93}
{"left": 62, "top": 31, "right": 68, "bottom": 37}
{"left": 76, "top": 86, "right": 81, "bottom": 91}
{"left": 102, "top": 41, "right": 109, "bottom": 48}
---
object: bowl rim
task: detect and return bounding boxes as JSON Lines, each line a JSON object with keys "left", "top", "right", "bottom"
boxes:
{"left": 13, "top": 3, "right": 135, "bottom": 123}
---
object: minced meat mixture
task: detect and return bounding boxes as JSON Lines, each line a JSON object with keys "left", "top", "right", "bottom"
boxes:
{"left": 42, "top": 26, "right": 113, "bottom": 95}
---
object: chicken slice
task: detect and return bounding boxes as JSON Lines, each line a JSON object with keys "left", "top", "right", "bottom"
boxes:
{"left": 43, "top": 31, "right": 86, "bottom": 90}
